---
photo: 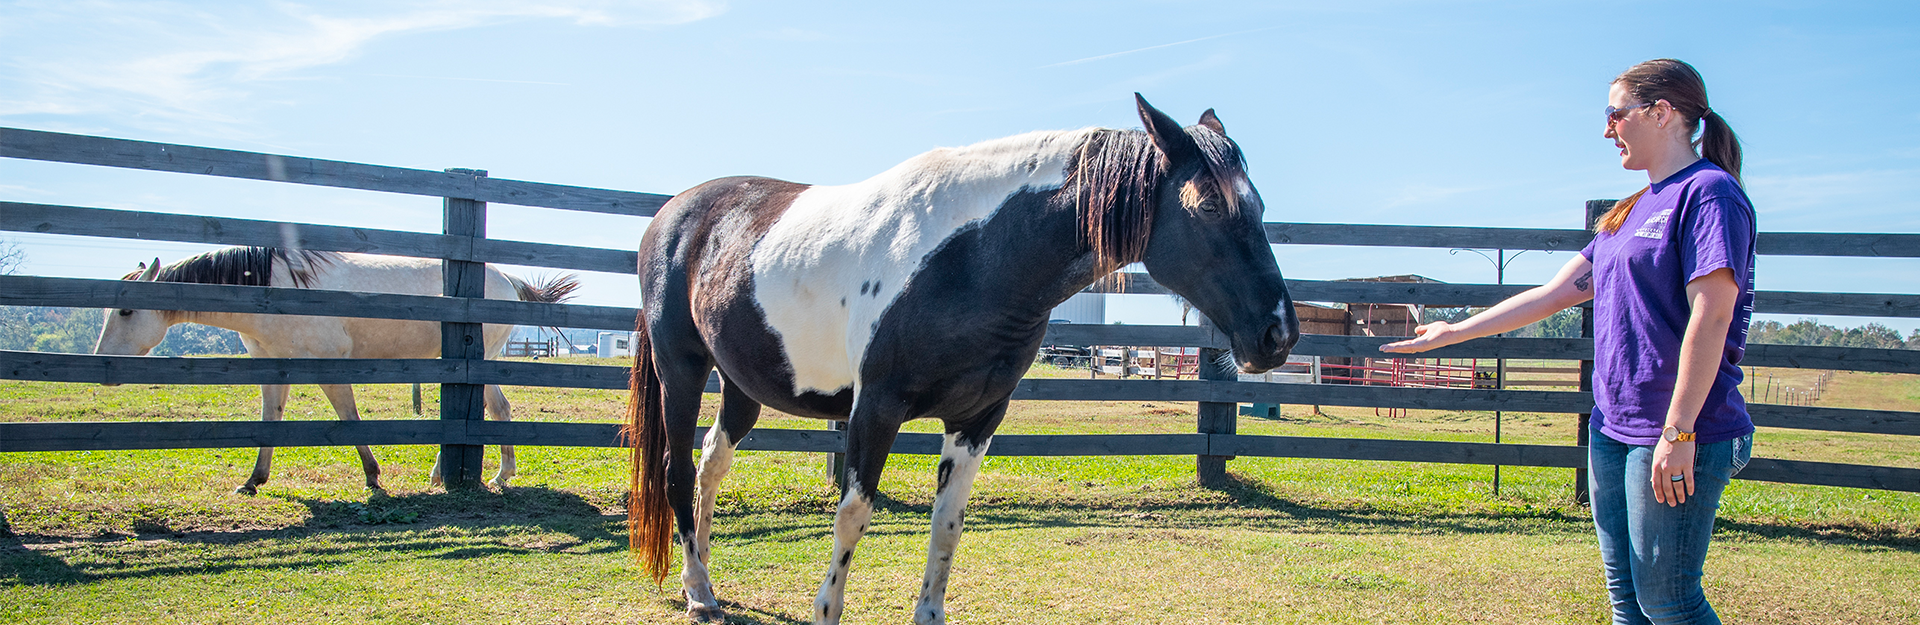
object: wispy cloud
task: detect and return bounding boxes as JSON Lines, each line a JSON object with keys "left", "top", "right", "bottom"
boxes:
{"left": 0, "top": 1, "right": 723, "bottom": 131}
{"left": 1038, "top": 27, "right": 1276, "bottom": 69}
{"left": 364, "top": 73, "right": 572, "bottom": 86}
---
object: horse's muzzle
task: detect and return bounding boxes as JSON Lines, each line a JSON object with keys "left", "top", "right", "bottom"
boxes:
{"left": 1237, "top": 318, "right": 1299, "bottom": 374}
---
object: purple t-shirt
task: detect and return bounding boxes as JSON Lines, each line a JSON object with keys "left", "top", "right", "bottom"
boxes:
{"left": 1580, "top": 159, "right": 1757, "bottom": 446}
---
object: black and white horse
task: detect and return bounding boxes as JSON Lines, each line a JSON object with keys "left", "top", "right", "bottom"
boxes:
{"left": 625, "top": 95, "right": 1298, "bottom": 624}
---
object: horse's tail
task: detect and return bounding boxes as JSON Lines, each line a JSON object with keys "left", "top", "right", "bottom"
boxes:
{"left": 508, "top": 272, "right": 583, "bottom": 304}
{"left": 621, "top": 312, "right": 673, "bottom": 584}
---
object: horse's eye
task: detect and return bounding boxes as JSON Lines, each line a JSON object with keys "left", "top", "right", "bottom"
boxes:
{"left": 118, "top": 309, "right": 134, "bottom": 317}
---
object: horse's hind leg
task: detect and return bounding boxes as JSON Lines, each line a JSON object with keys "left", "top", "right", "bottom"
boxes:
{"left": 236, "top": 383, "right": 290, "bottom": 495}
{"left": 913, "top": 401, "right": 1007, "bottom": 625}
{"left": 318, "top": 383, "right": 383, "bottom": 493}
{"left": 483, "top": 384, "right": 516, "bottom": 488}
{"left": 653, "top": 358, "right": 721, "bottom": 621}
{"left": 681, "top": 377, "right": 760, "bottom": 617}
{"left": 814, "top": 395, "right": 907, "bottom": 625}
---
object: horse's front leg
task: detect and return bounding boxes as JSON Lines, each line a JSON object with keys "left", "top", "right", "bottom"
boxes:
{"left": 318, "top": 384, "right": 383, "bottom": 493}
{"left": 914, "top": 405, "right": 1004, "bottom": 625}
{"left": 814, "top": 399, "right": 905, "bottom": 625}
{"left": 482, "top": 384, "right": 516, "bottom": 488}
{"left": 236, "top": 384, "right": 290, "bottom": 495}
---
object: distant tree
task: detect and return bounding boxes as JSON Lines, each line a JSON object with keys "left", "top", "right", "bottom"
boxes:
{"left": 1748, "top": 318, "right": 1908, "bottom": 349}
{"left": 151, "top": 323, "right": 246, "bottom": 356}
{"left": 0, "top": 307, "right": 105, "bottom": 353}
{"left": 1513, "top": 307, "right": 1584, "bottom": 339}
{"left": 0, "top": 238, "right": 23, "bottom": 275}
{"left": 1419, "top": 306, "right": 1582, "bottom": 339}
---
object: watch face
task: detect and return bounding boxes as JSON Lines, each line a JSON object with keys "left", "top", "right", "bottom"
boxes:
{"left": 1662, "top": 427, "right": 1676, "bottom": 442}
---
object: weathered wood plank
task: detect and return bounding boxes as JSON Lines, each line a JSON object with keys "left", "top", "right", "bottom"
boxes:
{"left": 0, "top": 202, "right": 643, "bottom": 275}
{"left": 1085, "top": 273, "right": 1920, "bottom": 317}
{"left": 1748, "top": 404, "right": 1920, "bottom": 437}
{"left": 0, "top": 275, "right": 639, "bottom": 331}
{"left": 0, "top": 350, "right": 684, "bottom": 390}
{"left": 6, "top": 419, "right": 1907, "bottom": 492}
{"left": 0, "top": 350, "right": 466, "bottom": 386}
{"left": 1264, "top": 223, "right": 1592, "bottom": 251}
{"left": 1264, "top": 223, "right": 1920, "bottom": 258}
{"left": 1742, "top": 343, "right": 1920, "bottom": 374}
{"left": 12, "top": 351, "right": 1919, "bottom": 436}
{"left": 1013, "top": 379, "right": 1598, "bottom": 413}
{"left": 1751, "top": 290, "right": 1920, "bottom": 318}
{"left": 1216, "top": 434, "right": 1588, "bottom": 467}
{"left": 1755, "top": 231, "right": 1920, "bottom": 259}
{"left": 1735, "top": 458, "right": 1920, "bottom": 492}
{"left": 0, "top": 420, "right": 459, "bottom": 451}
{"left": 0, "top": 127, "right": 672, "bottom": 216}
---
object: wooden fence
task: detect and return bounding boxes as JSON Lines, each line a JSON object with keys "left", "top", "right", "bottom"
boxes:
{"left": 2, "top": 126, "right": 1917, "bottom": 494}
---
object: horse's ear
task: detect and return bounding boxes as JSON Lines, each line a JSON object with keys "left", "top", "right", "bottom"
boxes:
{"left": 140, "top": 258, "right": 160, "bottom": 281}
{"left": 1136, "top": 93, "right": 1200, "bottom": 164}
{"left": 1197, "top": 108, "right": 1224, "bottom": 135}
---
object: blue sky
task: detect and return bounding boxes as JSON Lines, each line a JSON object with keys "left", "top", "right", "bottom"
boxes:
{"left": 2, "top": 1, "right": 1917, "bottom": 332}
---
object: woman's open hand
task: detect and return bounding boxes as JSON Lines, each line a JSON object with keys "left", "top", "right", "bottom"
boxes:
{"left": 1379, "top": 321, "right": 1461, "bottom": 354}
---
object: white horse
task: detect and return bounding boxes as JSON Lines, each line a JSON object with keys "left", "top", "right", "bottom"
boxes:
{"left": 92, "top": 246, "right": 577, "bottom": 494}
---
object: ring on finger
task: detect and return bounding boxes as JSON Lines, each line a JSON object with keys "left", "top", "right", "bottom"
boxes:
{"left": 1668, "top": 475, "right": 1685, "bottom": 482}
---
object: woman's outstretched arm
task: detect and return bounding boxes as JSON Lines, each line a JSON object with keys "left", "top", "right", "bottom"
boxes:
{"left": 1380, "top": 254, "right": 1597, "bottom": 354}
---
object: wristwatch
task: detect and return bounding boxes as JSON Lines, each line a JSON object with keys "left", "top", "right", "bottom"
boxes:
{"left": 1661, "top": 426, "right": 1696, "bottom": 443}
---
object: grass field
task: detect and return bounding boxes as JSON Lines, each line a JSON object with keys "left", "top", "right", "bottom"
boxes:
{"left": 3, "top": 357, "right": 1917, "bottom": 624}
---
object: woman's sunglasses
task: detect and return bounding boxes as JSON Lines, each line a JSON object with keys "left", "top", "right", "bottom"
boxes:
{"left": 1605, "top": 102, "right": 1655, "bottom": 124}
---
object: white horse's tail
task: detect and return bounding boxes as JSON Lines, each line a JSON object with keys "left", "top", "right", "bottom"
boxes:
{"left": 507, "top": 272, "right": 583, "bottom": 304}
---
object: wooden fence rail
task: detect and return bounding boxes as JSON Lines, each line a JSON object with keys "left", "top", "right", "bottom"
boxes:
{"left": 7, "top": 350, "right": 1916, "bottom": 438}
{"left": 4, "top": 126, "right": 1918, "bottom": 496}
{"left": 3, "top": 420, "right": 1913, "bottom": 492}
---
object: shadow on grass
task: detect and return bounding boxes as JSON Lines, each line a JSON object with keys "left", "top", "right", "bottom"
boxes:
{"left": 1, "top": 507, "right": 90, "bottom": 585}
{"left": 0, "top": 486, "right": 626, "bottom": 587}
{"left": 6, "top": 475, "right": 1912, "bottom": 592}
{"left": 709, "top": 473, "right": 1920, "bottom": 555}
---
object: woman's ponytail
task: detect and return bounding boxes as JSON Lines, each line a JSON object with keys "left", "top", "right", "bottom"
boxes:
{"left": 1697, "top": 109, "right": 1743, "bottom": 183}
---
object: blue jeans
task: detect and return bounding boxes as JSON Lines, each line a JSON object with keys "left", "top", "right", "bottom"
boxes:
{"left": 1589, "top": 427, "right": 1751, "bottom": 625}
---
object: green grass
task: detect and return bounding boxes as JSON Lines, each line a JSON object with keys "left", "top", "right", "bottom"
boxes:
{"left": 2, "top": 360, "right": 1917, "bottom": 623}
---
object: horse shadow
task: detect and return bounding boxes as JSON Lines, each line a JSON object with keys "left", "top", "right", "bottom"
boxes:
{"left": 0, "top": 507, "right": 91, "bottom": 585}
{"left": 0, "top": 486, "right": 628, "bottom": 587}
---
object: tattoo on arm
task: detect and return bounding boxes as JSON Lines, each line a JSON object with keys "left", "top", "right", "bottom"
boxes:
{"left": 1575, "top": 271, "right": 1593, "bottom": 292}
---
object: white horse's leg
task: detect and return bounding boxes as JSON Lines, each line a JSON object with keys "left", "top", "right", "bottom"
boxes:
{"left": 482, "top": 384, "right": 516, "bottom": 488}
{"left": 318, "top": 384, "right": 383, "bottom": 492}
{"left": 814, "top": 477, "right": 876, "bottom": 625}
{"left": 913, "top": 433, "right": 992, "bottom": 625}
{"left": 682, "top": 426, "right": 737, "bottom": 618}
{"left": 236, "top": 384, "right": 290, "bottom": 495}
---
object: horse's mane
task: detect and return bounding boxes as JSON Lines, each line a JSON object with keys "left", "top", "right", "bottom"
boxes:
{"left": 1065, "top": 126, "right": 1247, "bottom": 271}
{"left": 124, "top": 247, "right": 336, "bottom": 288}
{"left": 1067, "top": 129, "right": 1162, "bottom": 272}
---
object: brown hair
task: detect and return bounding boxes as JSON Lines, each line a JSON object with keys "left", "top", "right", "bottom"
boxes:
{"left": 1595, "top": 59, "right": 1744, "bottom": 234}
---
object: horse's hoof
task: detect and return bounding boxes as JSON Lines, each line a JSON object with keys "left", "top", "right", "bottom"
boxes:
{"left": 367, "top": 486, "right": 389, "bottom": 498}
{"left": 686, "top": 603, "right": 725, "bottom": 623}
{"left": 487, "top": 478, "right": 510, "bottom": 490}
{"left": 233, "top": 485, "right": 258, "bottom": 496}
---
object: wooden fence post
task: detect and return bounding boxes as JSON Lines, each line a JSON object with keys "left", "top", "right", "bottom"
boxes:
{"left": 1576, "top": 199, "right": 1615, "bottom": 504}
{"left": 439, "top": 168, "right": 490, "bottom": 490}
{"left": 1197, "top": 317, "right": 1236, "bottom": 488}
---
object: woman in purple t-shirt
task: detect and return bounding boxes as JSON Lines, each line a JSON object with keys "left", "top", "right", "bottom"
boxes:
{"left": 1383, "top": 59, "right": 1754, "bottom": 625}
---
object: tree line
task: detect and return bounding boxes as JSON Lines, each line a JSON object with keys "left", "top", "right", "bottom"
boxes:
{"left": 0, "top": 306, "right": 245, "bottom": 355}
